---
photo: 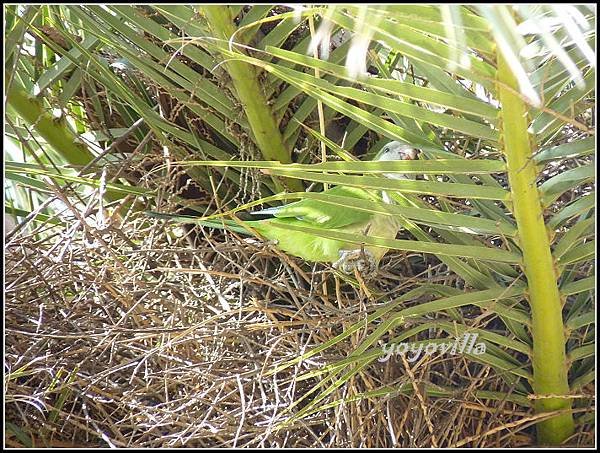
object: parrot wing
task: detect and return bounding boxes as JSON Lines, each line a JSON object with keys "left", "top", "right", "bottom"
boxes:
{"left": 250, "top": 217, "right": 348, "bottom": 262}
{"left": 148, "top": 186, "right": 389, "bottom": 264}
{"left": 265, "top": 186, "right": 380, "bottom": 229}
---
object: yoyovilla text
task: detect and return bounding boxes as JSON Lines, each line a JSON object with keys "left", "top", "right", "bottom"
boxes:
{"left": 378, "top": 333, "right": 486, "bottom": 363}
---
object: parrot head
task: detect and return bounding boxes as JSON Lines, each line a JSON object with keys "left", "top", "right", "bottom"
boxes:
{"left": 375, "top": 141, "right": 419, "bottom": 161}
{"left": 375, "top": 141, "right": 419, "bottom": 181}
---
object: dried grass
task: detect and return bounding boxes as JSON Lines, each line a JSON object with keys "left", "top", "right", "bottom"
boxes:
{"left": 4, "top": 156, "right": 595, "bottom": 448}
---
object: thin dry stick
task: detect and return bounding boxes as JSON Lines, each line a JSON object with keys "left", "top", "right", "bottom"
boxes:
{"left": 399, "top": 355, "right": 439, "bottom": 447}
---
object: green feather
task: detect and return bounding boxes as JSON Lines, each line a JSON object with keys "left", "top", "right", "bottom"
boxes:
{"left": 146, "top": 140, "right": 415, "bottom": 267}
{"left": 268, "top": 186, "right": 380, "bottom": 229}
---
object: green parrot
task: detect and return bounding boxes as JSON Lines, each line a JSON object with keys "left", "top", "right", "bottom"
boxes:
{"left": 148, "top": 141, "right": 418, "bottom": 276}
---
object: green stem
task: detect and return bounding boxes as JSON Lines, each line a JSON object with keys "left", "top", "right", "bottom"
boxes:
{"left": 497, "top": 55, "right": 574, "bottom": 444}
{"left": 201, "top": 6, "right": 303, "bottom": 193}
{"left": 6, "top": 77, "right": 95, "bottom": 167}
{"left": 6, "top": 77, "right": 129, "bottom": 202}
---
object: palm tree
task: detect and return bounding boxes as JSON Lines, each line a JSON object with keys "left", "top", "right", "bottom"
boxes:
{"left": 5, "top": 4, "right": 594, "bottom": 445}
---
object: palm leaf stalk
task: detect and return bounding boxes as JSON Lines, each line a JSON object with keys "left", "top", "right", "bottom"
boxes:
{"left": 6, "top": 77, "right": 94, "bottom": 167}
{"left": 497, "top": 53, "right": 574, "bottom": 444}
{"left": 201, "top": 6, "right": 303, "bottom": 192}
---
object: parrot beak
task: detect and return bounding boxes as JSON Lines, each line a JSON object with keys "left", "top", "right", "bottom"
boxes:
{"left": 375, "top": 142, "right": 419, "bottom": 161}
{"left": 403, "top": 148, "right": 419, "bottom": 160}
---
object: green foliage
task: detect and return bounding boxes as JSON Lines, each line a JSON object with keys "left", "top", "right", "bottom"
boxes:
{"left": 5, "top": 4, "right": 594, "bottom": 445}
